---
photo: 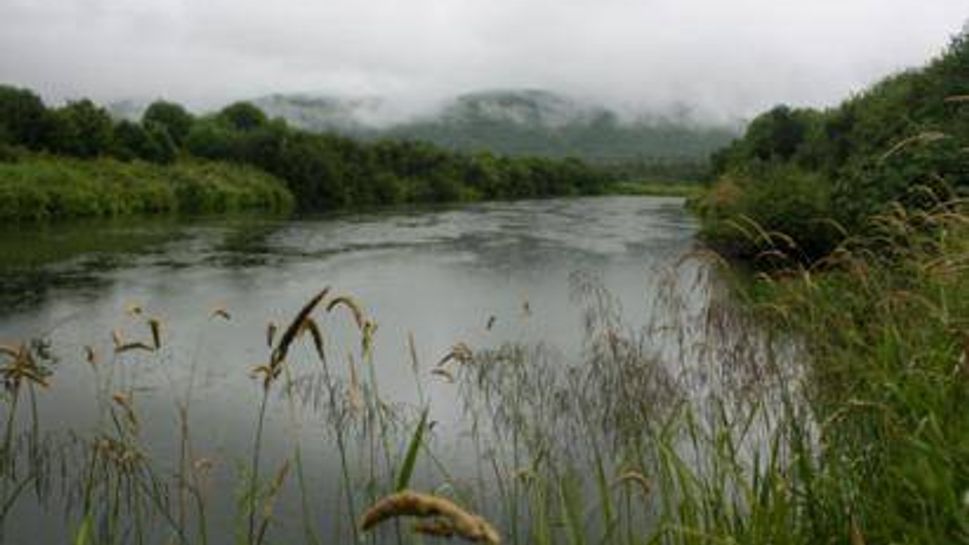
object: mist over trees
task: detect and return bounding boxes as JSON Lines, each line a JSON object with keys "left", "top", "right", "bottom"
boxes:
{"left": 252, "top": 90, "right": 737, "bottom": 181}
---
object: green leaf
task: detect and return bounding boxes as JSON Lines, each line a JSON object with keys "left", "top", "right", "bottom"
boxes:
{"left": 73, "top": 512, "right": 94, "bottom": 545}
{"left": 395, "top": 407, "right": 429, "bottom": 491}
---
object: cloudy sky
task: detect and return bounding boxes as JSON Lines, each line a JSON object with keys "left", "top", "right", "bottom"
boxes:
{"left": 0, "top": 0, "right": 966, "bottom": 121}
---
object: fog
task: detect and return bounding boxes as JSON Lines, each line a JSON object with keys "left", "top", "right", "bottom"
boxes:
{"left": 0, "top": 0, "right": 966, "bottom": 123}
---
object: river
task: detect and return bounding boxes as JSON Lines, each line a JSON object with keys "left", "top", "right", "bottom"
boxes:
{"left": 0, "top": 196, "right": 719, "bottom": 544}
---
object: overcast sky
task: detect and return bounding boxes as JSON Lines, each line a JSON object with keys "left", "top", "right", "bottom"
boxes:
{"left": 0, "top": 0, "right": 966, "bottom": 122}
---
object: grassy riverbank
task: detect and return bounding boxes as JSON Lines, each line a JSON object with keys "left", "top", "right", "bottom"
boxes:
{"left": 0, "top": 155, "right": 293, "bottom": 221}
{"left": 686, "top": 31, "right": 969, "bottom": 543}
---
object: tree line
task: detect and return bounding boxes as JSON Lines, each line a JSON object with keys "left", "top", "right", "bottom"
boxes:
{"left": 0, "top": 87, "right": 611, "bottom": 212}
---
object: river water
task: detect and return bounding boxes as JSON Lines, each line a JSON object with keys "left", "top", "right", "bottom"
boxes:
{"left": 0, "top": 196, "right": 715, "bottom": 544}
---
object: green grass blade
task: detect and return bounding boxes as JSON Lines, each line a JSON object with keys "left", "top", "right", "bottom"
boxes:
{"left": 395, "top": 407, "right": 429, "bottom": 491}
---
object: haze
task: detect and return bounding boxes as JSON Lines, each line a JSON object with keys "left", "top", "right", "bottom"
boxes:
{"left": 1, "top": 0, "right": 966, "bottom": 122}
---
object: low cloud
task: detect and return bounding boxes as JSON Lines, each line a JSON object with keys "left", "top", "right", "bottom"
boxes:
{"left": 0, "top": 0, "right": 965, "bottom": 122}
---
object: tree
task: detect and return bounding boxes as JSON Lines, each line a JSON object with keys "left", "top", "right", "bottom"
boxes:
{"left": 0, "top": 85, "right": 50, "bottom": 150}
{"left": 142, "top": 100, "right": 194, "bottom": 147}
{"left": 48, "top": 100, "right": 114, "bottom": 158}
{"left": 744, "top": 105, "right": 810, "bottom": 162}
{"left": 217, "top": 102, "right": 268, "bottom": 131}
{"left": 113, "top": 120, "right": 157, "bottom": 161}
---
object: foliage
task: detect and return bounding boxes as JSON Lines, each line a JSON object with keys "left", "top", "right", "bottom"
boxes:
{"left": 217, "top": 102, "right": 269, "bottom": 132}
{"left": 701, "top": 35, "right": 969, "bottom": 263}
{"left": 142, "top": 100, "right": 194, "bottom": 147}
{"left": 112, "top": 120, "right": 177, "bottom": 164}
{"left": 697, "top": 164, "right": 837, "bottom": 263}
{"left": 738, "top": 201, "right": 969, "bottom": 544}
{"left": 0, "top": 156, "right": 292, "bottom": 222}
{"left": 0, "top": 85, "right": 612, "bottom": 219}
{"left": 0, "top": 86, "right": 49, "bottom": 150}
{"left": 47, "top": 100, "right": 115, "bottom": 159}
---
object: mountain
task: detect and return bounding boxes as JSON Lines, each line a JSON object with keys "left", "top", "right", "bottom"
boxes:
{"left": 251, "top": 89, "right": 738, "bottom": 165}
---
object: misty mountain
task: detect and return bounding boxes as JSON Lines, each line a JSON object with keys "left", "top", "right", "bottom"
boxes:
{"left": 252, "top": 90, "right": 738, "bottom": 164}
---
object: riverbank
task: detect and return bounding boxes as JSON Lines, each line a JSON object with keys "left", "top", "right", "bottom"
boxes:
{"left": 0, "top": 155, "right": 294, "bottom": 221}
{"left": 703, "top": 200, "right": 969, "bottom": 544}
{"left": 684, "top": 33, "right": 969, "bottom": 543}
{"left": 605, "top": 179, "right": 703, "bottom": 198}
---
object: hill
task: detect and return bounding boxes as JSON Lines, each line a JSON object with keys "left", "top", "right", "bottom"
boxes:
{"left": 252, "top": 89, "right": 738, "bottom": 166}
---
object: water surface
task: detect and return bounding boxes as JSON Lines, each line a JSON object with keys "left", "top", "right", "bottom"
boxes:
{"left": 0, "top": 196, "right": 703, "bottom": 543}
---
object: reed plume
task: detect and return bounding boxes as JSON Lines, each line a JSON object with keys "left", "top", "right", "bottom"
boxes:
{"left": 326, "top": 295, "right": 365, "bottom": 330}
{"left": 271, "top": 288, "right": 330, "bottom": 368}
{"left": 437, "top": 343, "right": 473, "bottom": 367}
{"left": 360, "top": 490, "right": 500, "bottom": 544}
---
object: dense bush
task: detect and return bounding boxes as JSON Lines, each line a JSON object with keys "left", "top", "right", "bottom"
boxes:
{"left": 698, "top": 164, "right": 837, "bottom": 263}
{"left": 0, "top": 157, "right": 292, "bottom": 222}
{"left": 701, "top": 34, "right": 969, "bottom": 265}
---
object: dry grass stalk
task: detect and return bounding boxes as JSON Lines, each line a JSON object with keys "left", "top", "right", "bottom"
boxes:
{"left": 115, "top": 341, "right": 155, "bottom": 354}
{"left": 125, "top": 302, "right": 143, "bottom": 316}
{"left": 112, "top": 392, "right": 138, "bottom": 429}
{"left": 361, "top": 319, "right": 377, "bottom": 356}
{"left": 0, "top": 344, "right": 49, "bottom": 390}
{"left": 614, "top": 470, "right": 651, "bottom": 497}
{"left": 431, "top": 367, "right": 454, "bottom": 383}
{"left": 348, "top": 355, "right": 363, "bottom": 414}
{"left": 93, "top": 436, "right": 142, "bottom": 471}
{"left": 250, "top": 364, "right": 282, "bottom": 390}
{"left": 880, "top": 131, "right": 948, "bottom": 161}
{"left": 360, "top": 490, "right": 500, "bottom": 544}
{"left": 111, "top": 329, "right": 124, "bottom": 349}
{"left": 255, "top": 460, "right": 292, "bottom": 545}
{"left": 148, "top": 318, "right": 162, "bottom": 350}
{"left": 84, "top": 345, "right": 97, "bottom": 367}
{"left": 326, "top": 295, "right": 365, "bottom": 330}
{"left": 408, "top": 331, "right": 420, "bottom": 375}
{"left": 266, "top": 321, "right": 278, "bottom": 348}
{"left": 437, "top": 343, "right": 473, "bottom": 367}
{"left": 271, "top": 288, "right": 330, "bottom": 367}
{"left": 297, "top": 318, "right": 326, "bottom": 361}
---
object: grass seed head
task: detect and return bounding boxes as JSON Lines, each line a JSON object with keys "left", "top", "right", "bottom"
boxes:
{"left": 326, "top": 295, "right": 365, "bottom": 330}
{"left": 360, "top": 490, "right": 500, "bottom": 544}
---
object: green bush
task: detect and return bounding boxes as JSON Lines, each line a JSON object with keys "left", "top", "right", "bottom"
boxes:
{"left": 0, "top": 156, "right": 293, "bottom": 222}
{"left": 698, "top": 164, "right": 839, "bottom": 263}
